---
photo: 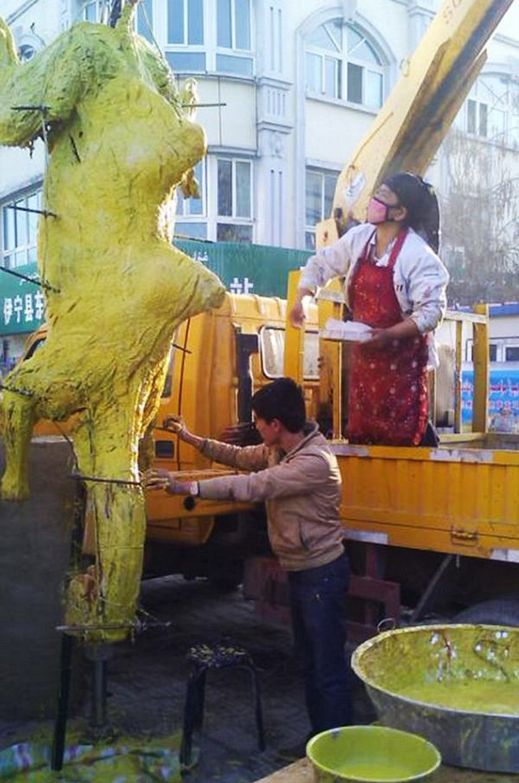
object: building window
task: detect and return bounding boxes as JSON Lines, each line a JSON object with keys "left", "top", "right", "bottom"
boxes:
{"left": 305, "top": 21, "right": 384, "bottom": 109}
{"left": 17, "top": 32, "right": 45, "bottom": 63}
{"left": 461, "top": 75, "right": 519, "bottom": 146}
{"left": 467, "top": 99, "right": 488, "bottom": 137}
{"left": 1, "top": 189, "right": 42, "bottom": 269}
{"left": 175, "top": 221, "right": 208, "bottom": 239}
{"left": 505, "top": 346, "right": 519, "bottom": 362}
{"left": 216, "top": 0, "right": 253, "bottom": 76}
{"left": 82, "top": 0, "right": 105, "bottom": 22}
{"left": 168, "top": 0, "right": 204, "bottom": 45}
{"left": 136, "top": 0, "right": 154, "bottom": 43}
{"left": 82, "top": 0, "right": 153, "bottom": 39}
{"left": 467, "top": 341, "right": 501, "bottom": 362}
{"left": 305, "top": 169, "right": 337, "bottom": 250}
{"left": 175, "top": 161, "right": 207, "bottom": 239}
{"left": 165, "top": 0, "right": 206, "bottom": 71}
{"left": 217, "top": 158, "right": 253, "bottom": 242}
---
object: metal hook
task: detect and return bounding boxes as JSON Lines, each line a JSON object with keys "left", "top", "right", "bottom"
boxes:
{"left": 377, "top": 617, "right": 397, "bottom": 634}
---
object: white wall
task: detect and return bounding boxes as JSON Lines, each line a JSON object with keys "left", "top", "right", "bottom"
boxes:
{"left": 197, "top": 79, "right": 257, "bottom": 150}
{"left": 0, "top": 0, "right": 518, "bottom": 253}
{"left": 305, "top": 101, "right": 376, "bottom": 170}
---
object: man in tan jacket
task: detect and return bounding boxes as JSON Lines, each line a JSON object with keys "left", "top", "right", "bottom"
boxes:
{"left": 147, "top": 378, "right": 352, "bottom": 737}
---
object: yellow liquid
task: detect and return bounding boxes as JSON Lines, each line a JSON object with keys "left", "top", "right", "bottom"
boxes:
{"left": 399, "top": 680, "right": 519, "bottom": 714}
{"left": 337, "top": 760, "right": 418, "bottom": 779}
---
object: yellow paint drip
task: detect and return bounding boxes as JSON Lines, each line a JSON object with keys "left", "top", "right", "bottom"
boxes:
{"left": 0, "top": 5, "right": 224, "bottom": 642}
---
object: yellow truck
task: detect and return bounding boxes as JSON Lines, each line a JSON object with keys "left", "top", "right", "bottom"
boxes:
{"left": 15, "top": 0, "right": 518, "bottom": 631}
{"left": 18, "top": 281, "right": 519, "bottom": 637}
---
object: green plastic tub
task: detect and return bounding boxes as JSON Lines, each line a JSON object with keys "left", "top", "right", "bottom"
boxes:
{"left": 306, "top": 725, "right": 441, "bottom": 783}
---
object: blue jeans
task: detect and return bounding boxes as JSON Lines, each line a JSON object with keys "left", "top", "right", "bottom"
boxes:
{"left": 288, "top": 551, "right": 352, "bottom": 736}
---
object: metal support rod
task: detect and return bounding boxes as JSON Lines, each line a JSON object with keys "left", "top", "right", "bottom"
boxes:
{"left": 56, "top": 619, "right": 173, "bottom": 633}
{"left": 0, "top": 382, "right": 34, "bottom": 398}
{"left": 51, "top": 634, "right": 74, "bottom": 771}
{"left": 0, "top": 265, "right": 59, "bottom": 292}
{"left": 181, "top": 102, "right": 227, "bottom": 108}
{"left": 69, "top": 134, "right": 81, "bottom": 163}
{"left": 7, "top": 204, "right": 58, "bottom": 219}
{"left": 56, "top": 620, "right": 173, "bottom": 634}
{"left": 410, "top": 554, "right": 455, "bottom": 623}
{"left": 91, "top": 658, "right": 108, "bottom": 730}
{"left": 172, "top": 232, "right": 214, "bottom": 244}
{"left": 12, "top": 104, "right": 49, "bottom": 112}
{"left": 171, "top": 342, "right": 192, "bottom": 354}
{"left": 50, "top": 482, "right": 85, "bottom": 770}
{"left": 69, "top": 473, "right": 142, "bottom": 487}
{"left": 57, "top": 622, "right": 134, "bottom": 633}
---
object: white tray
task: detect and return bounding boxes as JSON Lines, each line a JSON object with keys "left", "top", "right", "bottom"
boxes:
{"left": 320, "top": 318, "right": 373, "bottom": 342}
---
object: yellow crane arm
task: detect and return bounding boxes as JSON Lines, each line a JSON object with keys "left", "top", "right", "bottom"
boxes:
{"left": 323, "top": 0, "right": 513, "bottom": 243}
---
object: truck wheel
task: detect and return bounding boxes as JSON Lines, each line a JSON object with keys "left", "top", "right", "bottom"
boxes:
{"left": 453, "top": 597, "right": 519, "bottom": 627}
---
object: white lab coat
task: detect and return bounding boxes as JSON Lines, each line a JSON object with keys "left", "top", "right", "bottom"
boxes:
{"left": 299, "top": 223, "right": 450, "bottom": 367}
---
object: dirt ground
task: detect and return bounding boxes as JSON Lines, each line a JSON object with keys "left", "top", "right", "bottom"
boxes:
{"left": 0, "top": 575, "right": 375, "bottom": 783}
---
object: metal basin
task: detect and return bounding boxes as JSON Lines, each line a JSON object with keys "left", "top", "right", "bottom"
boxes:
{"left": 352, "top": 624, "right": 519, "bottom": 773}
{"left": 306, "top": 725, "right": 441, "bottom": 782}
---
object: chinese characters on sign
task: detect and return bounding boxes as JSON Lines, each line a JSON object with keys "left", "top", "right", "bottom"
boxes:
{"left": 229, "top": 277, "right": 254, "bottom": 294}
{"left": 190, "top": 250, "right": 255, "bottom": 295}
{"left": 2, "top": 290, "right": 46, "bottom": 329}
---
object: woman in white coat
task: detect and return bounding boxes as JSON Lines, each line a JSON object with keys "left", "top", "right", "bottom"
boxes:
{"left": 290, "top": 172, "right": 449, "bottom": 446}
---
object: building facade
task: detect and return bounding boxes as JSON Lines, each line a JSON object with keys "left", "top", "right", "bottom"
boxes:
{"left": 1, "top": 0, "right": 518, "bottom": 365}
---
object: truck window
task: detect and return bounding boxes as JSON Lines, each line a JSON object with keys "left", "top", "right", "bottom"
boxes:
{"left": 259, "top": 326, "right": 319, "bottom": 380}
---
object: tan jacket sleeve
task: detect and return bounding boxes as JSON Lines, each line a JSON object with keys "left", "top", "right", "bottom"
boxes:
{"left": 200, "top": 438, "right": 269, "bottom": 472}
{"left": 198, "top": 452, "right": 333, "bottom": 503}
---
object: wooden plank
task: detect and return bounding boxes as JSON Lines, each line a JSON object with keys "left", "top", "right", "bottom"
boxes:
{"left": 253, "top": 758, "right": 519, "bottom": 783}
{"left": 253, "top": 758, "right": 313, "bottom": 783}
{"left": 445, "top": 311, "right": 487, "bottom": 324}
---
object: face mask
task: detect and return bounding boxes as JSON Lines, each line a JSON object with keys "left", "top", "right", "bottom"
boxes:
{"left": 367, "top": 196, "right": 397, "bottom": 224}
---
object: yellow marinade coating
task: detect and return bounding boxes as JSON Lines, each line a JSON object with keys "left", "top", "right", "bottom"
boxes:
{"left": 0, "top": 2, "right": 225, "bottom": 642}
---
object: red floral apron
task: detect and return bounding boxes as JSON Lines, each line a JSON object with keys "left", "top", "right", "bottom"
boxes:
{"left": 347, "top": 228, "right": 429, "bottom": 446}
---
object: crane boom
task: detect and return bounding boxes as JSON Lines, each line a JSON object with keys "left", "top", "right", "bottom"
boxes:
{"left": 320, "top": 0, "right": 514, "bottom": 246}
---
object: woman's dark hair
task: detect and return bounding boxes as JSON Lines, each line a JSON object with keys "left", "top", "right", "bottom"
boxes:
{"left": 383, "top": 171, "right": 440, "bottom": 252}
{"left": 251, "top": 377, "right": 306, "bottom": 433}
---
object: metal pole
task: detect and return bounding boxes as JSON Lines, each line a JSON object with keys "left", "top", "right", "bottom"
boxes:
{"left": 50, "top": 634, "right": 74, "bottom": 771}
{"left": 84, "top": 644, "right": 113, "bottom": 739}
{"left": 92, "top": 657, "right": 108, "bottom": 730}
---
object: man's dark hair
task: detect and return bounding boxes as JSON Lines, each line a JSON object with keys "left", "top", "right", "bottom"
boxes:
{"left": 251, "top": 377, "right": 306, "bottom": 433}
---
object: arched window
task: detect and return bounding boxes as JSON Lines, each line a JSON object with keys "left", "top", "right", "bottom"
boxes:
{"left": 305, "top": 20, "right": 384, "bottom": 109}
{"left": 458, "top": 73, "right": 519, "bottom": 148}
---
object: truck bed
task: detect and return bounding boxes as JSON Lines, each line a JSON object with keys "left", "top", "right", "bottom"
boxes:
{"left": 332, "top": 434, "right": 519, "bottom": 562}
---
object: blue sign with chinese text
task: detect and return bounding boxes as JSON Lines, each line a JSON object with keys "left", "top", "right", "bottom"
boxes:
{"left": 462, "top": 368, "right": 519, "bottom": 432}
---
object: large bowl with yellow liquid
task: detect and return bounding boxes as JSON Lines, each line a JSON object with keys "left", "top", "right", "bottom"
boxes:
{"left": 306, "top": 725, "right": 441, "bottom": 782}
{"left": 352, "top": 624, "right": 519, "bottom": 773}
